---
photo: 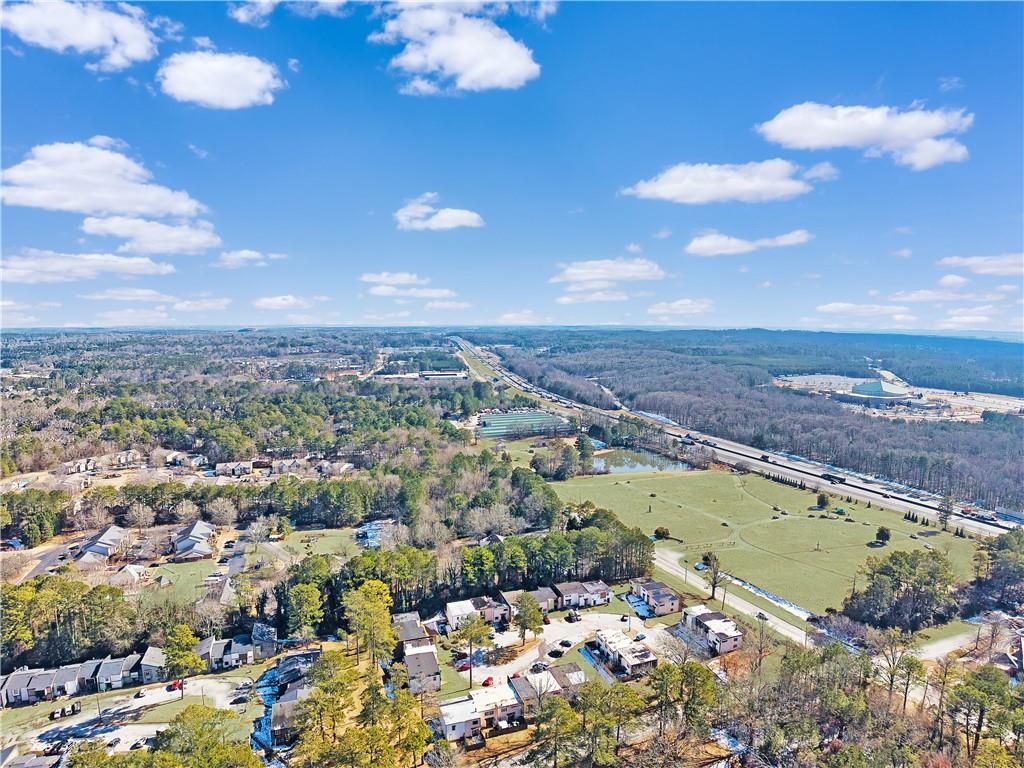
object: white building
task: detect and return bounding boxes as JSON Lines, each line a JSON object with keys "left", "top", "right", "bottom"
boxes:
{"left": 681, "top": 604, "right": 744, "bottom": 655}
{"left": 594, "top": 629, "right": 658, "bottom": 677}
{"left": 445, "top": 596, "right": 509, "bottom": 630}
{"left": 439, "top": 684, "right": 523, "bottom": 741}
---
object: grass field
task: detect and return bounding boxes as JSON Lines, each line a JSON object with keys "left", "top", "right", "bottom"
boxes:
{"left": 554, "top": 469, "right": 978, "bottom": 616}
{"left": 142, "top": 559, "right": 218, "bottom": 605}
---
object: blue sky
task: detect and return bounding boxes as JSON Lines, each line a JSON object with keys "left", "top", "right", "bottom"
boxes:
{"left": 2, "top": 1, "right": 1022, "bottom": 332}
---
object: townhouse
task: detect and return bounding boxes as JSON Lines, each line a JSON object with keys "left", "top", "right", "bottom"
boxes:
{"left": 631, "top": 578, "right": 682, "bottom": 616}
{"left": 172, "top": 520, "right": 216, "bottom": 561}
{"left": 215, "top": 461, "right": 253, "bottom": 477}
{"left": 680, "top": 605, "right": 744, "bottom": 655}
{"left": 500, "top": 587, "right": 558, "bottom": 615}
{"left": 392, "top": 612, "right": 440, "bottom": 695}
{"left": 445, "top": 596, "right": 510, "bottom": 630}
{"left": 80, "top": 525, "right": 132, "bottom": 562}
{"left": 552, "top": 580, "right": 612, "bottom": 610}
{"left": 594, "top": 629, "right": 659, "bottom": 677}
{"left": 508, "top": 663, "right": 586, "bottom": 718}
{"left": 196, "top": 635, "right": 255, "bottom": 671}
{"left": 439, "top": 683, "right": 523, "bottom": 742}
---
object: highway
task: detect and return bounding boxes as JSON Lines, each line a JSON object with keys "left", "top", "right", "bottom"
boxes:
{"left": 453, "top": 337, "right": 1011, "bottom": 539}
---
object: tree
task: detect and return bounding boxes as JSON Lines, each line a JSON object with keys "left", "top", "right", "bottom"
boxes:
{"left": 171, "top": 500, "right": 199, "bottom": 524}
{"left": 701, "top": 551, "right": 725, "bottom": 601}
{"left": 343, "top": 579, "right": 396, "bottom": 667}
{"left": 646, "top": 662, "right": 682, "bottom": 735}
{"left": 875, "top": 526, "right": 891, "bottom": 544}
{"left": 450, "top": 614, "right": 493, "bottom": 689}
{"left": 208, "top": 498, "right": 238, "bottom": 527}
{"left": 124, "top": 501, "right": 155, "bottom": 534}
{"left": 817, "top": 492, "right": 830, "bottom": 510}
{"left": 938, "top": 495, "right": 954, "bottom": 531}
{"left": 154, "top": 704, "right": 261, "bottom": 768}
{"left": 895, "top": 654, "right": 925, "bottom": 714}
{"left": 289, "top": 582, "right": 325, "bottom": 639}
{"left": 513, "top": 591, "right": 544, "bottom": 647}
{"left": 606, "top": 682, "right": 645, "bottom": 750}
{"left": 526, "top": 696, "right": 581, "bottom": 768}
{"left": 875, "top": 629, "right": 916, "bottom": 701}
{"left": 164, "top": 624, "right": 205, "bottom": 697}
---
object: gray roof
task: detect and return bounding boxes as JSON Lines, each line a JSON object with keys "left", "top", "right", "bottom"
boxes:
{"left": 98, "top": 657, "right": 126, "bottom": 678}
{"left": 7, "top": 756, "right": 61, "bottom": 768}
{"left": 28, "top": 670, "right": 56, "bottom": 690}
{"left": 553, "top": 581, "right": 587, "bottom": 596}
{"left": 2, "top": 669, "right": 43, "bottom": 691}
{"left": 252, "top": 622, "right": 278, "bottom": 645}
{"left": 53, "top": 664, "right": 83, "bottom": 686}
{"left": 141, "top": 646, "right": 166, "bottom": 668}
{"left": 396, "top": 620, "right": 429, "bottom": 644}
{"left": 195, "top": 635, "right": 216, "bottom": 658}
{"left": 510, "top": 676, "right": 538, "bottom": 704}
{"left": 77, "top": 659, "right": 104, "bottom": 680}
{"left": 532, "top": 587, "right": 558, "bottom": 603}
{"left": 405, "top": 650, "right": 440, "bottom": 679}
{"left": 84, "top": 524, "right": 128, "bottom": 555}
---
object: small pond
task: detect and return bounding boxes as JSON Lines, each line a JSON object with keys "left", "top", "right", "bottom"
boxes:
{"left": 591, "top": 448, "right": 692, "bottom": 474}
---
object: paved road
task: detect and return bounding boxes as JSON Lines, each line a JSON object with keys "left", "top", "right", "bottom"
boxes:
{"left": 653, "top": 550, "right": 810, "bottom": 647}
{"left": 20, "top": 534, "right": 87, "bottom": 582}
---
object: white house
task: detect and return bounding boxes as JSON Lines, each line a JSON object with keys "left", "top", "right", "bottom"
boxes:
{"left": 445, "top": 596, "right": 509, "bottom": 630}
{"left": 439, "top": 684, "right": 523, "bottom": 741}
{"left": 81, "top": 525, "right": 132, "bottom": 561}
{"left": 553, "top": 580, "right": 611, "bottom": 609}
{"left": 631, "top": 579, "right": 681, "bottom": 616}
{"left": 404, "top": 645, "right": 441, "bottom": 695}
{"left": 680, "top": 605, "right": 744, "bottom": 655}
{"left": 594, "top": 629, "right": 658, "bottom": 677}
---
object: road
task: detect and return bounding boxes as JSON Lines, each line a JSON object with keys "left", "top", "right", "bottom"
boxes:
{"left": 653, "top": 550, "right": 809, "bottom": 646}
{"left": 452, "top": 337, "right": 1011, "bottom": 539}
{"left": 19, "top": 534, "right": 88, "bottom": 582}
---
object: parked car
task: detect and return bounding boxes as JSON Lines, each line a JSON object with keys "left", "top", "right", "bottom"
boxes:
{"left": 559, "top": 639, "right": 572, "bottom": 648}
{"left": 510, "top": 672, "right": 521, "bottom": 679}
{"left": 482, "top": 677, "right": 495, "bottom": 687}
{"left": 224, "top": 541, "right": 236, "bottom": 548}
{"left": 134, "top": 688, "right": 147, "bottom": 698}
{"left": 107, "top": 737, "right": 121, "bottom": 748}
{"left": 530, "top": 662, "right": 549, "bottom": 673}
{"left": 542, "top": 616, "right": 551, "bottom": 625}
{"left": 487, "top": 632, "right": 496, "bottom": 640}
{"left": 453, "top": 650, "right": 468, "bottom": 660}
{"left": 218, "top": 557, "right": 230, "bottom": 564}
{"left": 44, "top": 741, "right": 68, "bottom": 756}
{"left": 635, "top": 633, "right": 646, "bottom": 641}
{"left": 230, "top": 695, "right": 248, "bottom": 705}
{"left": 619, "top": 615, "right": 629, "bottom": 622}
{"left": 130, "top": 739, "right": 148, "bottom": 750}
{"left": 454, "top": 660, "right": 471, "bottom": 672}
{"left": 547, "top": 649, "right": 564, "bottom": 658}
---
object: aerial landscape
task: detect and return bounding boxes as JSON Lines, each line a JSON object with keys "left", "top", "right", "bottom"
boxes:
{"left": 0, "top": 2, "right": 1022, "bottom": 768}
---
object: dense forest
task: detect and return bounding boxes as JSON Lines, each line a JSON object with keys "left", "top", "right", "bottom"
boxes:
{"left": 464, "top": 329, "right": 1024, "bottom": 509}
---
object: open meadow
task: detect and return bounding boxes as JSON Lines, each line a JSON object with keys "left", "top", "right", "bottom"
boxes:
{"left": 553, "top": 468, "right": 978, "bottom": 616}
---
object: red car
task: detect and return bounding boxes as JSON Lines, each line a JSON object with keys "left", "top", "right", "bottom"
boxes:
{"left": 482, "top": 677, "right": 495, "bottom": 687}
{"left": 454, "top": 660, "right": 471, "bottom": 672}
{"left": 542, "top": 616, "right": 551, "bottom": 625}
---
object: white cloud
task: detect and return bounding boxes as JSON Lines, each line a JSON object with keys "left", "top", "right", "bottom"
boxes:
{"left": 1, "top": 249, "right": 175, "bottom": 284}
{"left": 253, "top": 295, "right": 317, "bottom": 310}
{"left": 213, "top": 249, "right": 286, "bottom": 269}
{"left": 893, "top": 248, "right": 913, "bottom": 259}
{"left": 938, "top": 76, "right": 964, "bottom": 93}
{"left": 425, "top": 300, "right": 471, "bottom": 310}
{"left": 936, "top": 253, "right": 1023, "bottom": 276}
{"left": 758, "top": 102, "right": 973, "bottom": 171}
{"left": 684, "top": 228, "right": 813, "bottom": 257}
{"left": 497, "top": 309, "right": 549, "bottom": 325}
{"left": 816, "top": 302, "right": 910, "bottom": 317}
{"left": 760, "top": 281, "right": 773, "bottom": 289}
{"left": 370, "top": 5, "right": 541, "bottom": 94}
{"left": 193, "top": 36, "right": 216, "bottom": 50}
{"left": 158, "top": 52, "right": 285, "bottom": 109}
{"left": 937, "top": 274, "right": 968, "bottom": 288}
{"left": 2, "top": 139, "right": 204, "bottom": 217}
{"left": 94, "top": 306, "right": 173, "bottom": 326}
{"left": 556, "top": 290, "right": 629, "bottom": 304}
{"left": 82, "top": 216, "right": 221, "bottom": 255}
{"left": 359, "top": 272, "right": 430, "bottom": 285}
{"left": 802, "top": 161, "right": 839, "bottom": 181}
{"left": 887, "top": 289, "right": 968, "bottom": 303}
{"left": 188, "top": 143, "right": 210, "bottom": 159}
{"left": 1, "top": 0, "right": 158, "bottom": 71}
{"left": 80, "top": 287, "right": 176, "bottom": 302}
{"left": 368, "top": 285, "right": 456, "bottom": 299}
{"left": 652, "top": 228, "right": 672, "bottom": 240}
{"left": 288, "top": 58, "right": 300, "bottom": 72}
{"left": 938, "top": 304, "right": 1001, "bottom": 329}
{"left": 625, "top": 243, "right": 642, "bottom": 254}
{"left": 622, "top": 159, "right": 812, "bottom": 204}
{"left": 647, "top": 298, "right": 714, "bottom": 316}
{"left": 394, "top": 192, "right": 484, "bottom": 231}
{"left": 173, "top": 297, "right": 232, "bottom": 312}
{"left": 551, "top": 257, "right": 666, "bottom": 286}
{"left": 228, "top": 0, "right": 281, "bottom": 27}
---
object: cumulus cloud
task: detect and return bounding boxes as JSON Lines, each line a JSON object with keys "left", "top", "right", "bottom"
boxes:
{"left": 1, "top": 0, "right": 158, "bottom": 71}
{"left": 936, "top": 253, "right": 1023, "bottom": 276}
{"left": 2, "top": 139, "right": 203, "bottom": 217}
{"left": 625, "top": 243, "right": 642, "bottom": 254}
{"left": 938, "top": 76, "right": 964, "bottom": 93}
{"left": 757, "top": 102, "right": 973, "bottom": 171}
{"left": 497, "top": 309, "right": 549, "bottom": 325}
{"left": 816, "top": 302, "right": 910, "bottom": 317}
{"left": 368, "top": 285, "right": 456, "bottom": 299}
{"left": 228, "top": 0, "right": 281, "bottom": 26}
{"left": 550, "top": 257, "right": 666, "bottom": 287}
{"left": 252, "top": 295, "right": 320, "bottom": 310}
{"left": 212, "top": 250, "right": 286, "bottom": 269}
{"left": 82, "top": 216, "right": 221, "bottom": 254}
{"left": 1, "top": 249, "right": 175, "bottom": 284}
{"left": 622, "top": 159, "right": 812, "bottom": 204}
{"left": 158, "top": 52, "right": 285, "bottom": 109}
{"left": 802, "top": 161, "right": 840, "bottom": 181}
{"left": 556, "top": 291, "right": 629, "bottom": 304}
{"left": 893, "top": 248, "right": 913, "bottom": 259}
{"left": 938, "top": 274, "right": 969, "bottom": 288}
{"left": 80, "top": 287, "right": 176, "bottom": 302}
{"left": 938, "top": 304, "right": 1001, "bottom": 330}
{"left": 359, "top": 272, "right": 430, "bottom": 285}
{"left": 685, "top": 228, "right": 813, "bottom": 257}
{"left": 887, "top": 289, "right": 969, "bottom": 303}
{"left": 370, "top": 4, "right": 542, "bottom": 94}
{"left": 647, "top": 298, "right": 715, "bottom": 316}
{"left": 394, "top": 192, "right": 484, "bottom": 231}
{"left": 425, "top": 300, "right": 471, "bottom": 310}
{"left": 173, "top": 297, "right": 232, "bottom": 312}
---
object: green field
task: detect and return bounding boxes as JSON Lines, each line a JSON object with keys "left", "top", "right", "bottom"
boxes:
{"left": 553, "top": 469, "right": 978, "bottom": 616}
{"left": 142, "top": 559, "right": 218, "bottom": 605}
{"left": 277, "top": 527, "right": 357, "bottom": 561}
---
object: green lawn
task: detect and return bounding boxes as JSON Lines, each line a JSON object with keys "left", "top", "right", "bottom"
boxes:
{"left": 277, "top": 527, "right": 357, "bottom": 561}
{"left": 435, "top": 642, "right": 471, "bottom": 697}
{"left": 554, "top": 469, "right": 978, "bottom": 616}
{"left": 141, "top": 559, "right": 218, "bottom": 605}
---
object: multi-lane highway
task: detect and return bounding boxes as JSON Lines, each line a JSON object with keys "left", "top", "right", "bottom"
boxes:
{"left": 453, "top": 337, "right": 1012, "bottom": 538}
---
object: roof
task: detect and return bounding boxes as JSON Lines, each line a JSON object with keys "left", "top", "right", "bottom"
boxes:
{"left": 582, "top": 580, "right": 610, "bottom": 594}
{"left": 553, "top": 581, "right": 587, "bottom": 596}
{"left": 2, "top": 668, "right": 44, "bottom": 689}
{"left": 53, "top": 664, "right": 83, "bottom": 686}
{"left": 230, "top": 636, "right": 254, "bottom": 656}
{"left": 6, "top": 756, "right": 61, "bottom": 768}
{"left": 439, "top": 695, "right": 479, "bottom": 725}
{"left": 28, "top": 670, "right": 56, "bottom": 689}
{"left": 174, "top": 520, "right": 215, "bottom": 543}
{"left": 98, "top": 657, "right": 129, "bottom": 678}
{"left": 550, "top": 663, "right": 586, "bottom": 689}
{"left": 77, "top": 659, "right": 104, "bottom": 679}
{"left": 252, "top": 622, "right": 278, "bottom": 645}
{"left": 852, "top": 379, "right": 910, "bottom": 397}
{"left": 532, "top": 587, "right": 557, "bottom": 603}
{"left": 396, "top": 620, "right": 429, "bottom": 644}
{"left": 83, "top": 524, "right": 128, "bottom": 555}
{"left": 446, "top": 599, "right": 477, "bottom": 617}
{"left": 705, "top": 618, "right": 743, "bottom": 639}
{"left": 195, "top": 636, "right": 215, "bottom": 657}
{"left": 405, "top": 646, "right": 440, "bottom": 679}
{"left": 141, "top": 646, "right": 166, "bottom": 668}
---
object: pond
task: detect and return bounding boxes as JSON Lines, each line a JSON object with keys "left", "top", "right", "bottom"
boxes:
{"left": 591, "top": 448, "right": 692, "bottom": 474}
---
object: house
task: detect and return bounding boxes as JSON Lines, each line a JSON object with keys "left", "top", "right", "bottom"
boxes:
{"left": 215, "top": 461, "right": 253, "bottom": 477}
{"left": 271, "top": 684, "right": 312, "bottom": 745}
{"left": 52, "top": 664, "right": 83, "bottom": 697}
{"left": 182, "top": 454, "right": 207, "bottom": 470}
{"left": 439, "top": 683, "right": 524, "bottom": 742}
{"left": 510, "top": 663, "right": 586, "bottom": 717}
{"left": 631, "top": 579, "right": 681, "bottom": 616}
{"left": 272, "top": 458, "right": 306, "bottom": 475}
{"left": 110, "top": 450, "right": 139, "bottom": 467}
{"left": 680, "top": 605, "right": 744, "bottom": 655}
{"left": 445, "top": 596, "right": 510, "bottom": 630}
{"left": 393, "top": 614, "right": 432, "bottom": 655}
{"left": 75, "top": 659, "right": 104, "bottom": 692}
{"left": 252, "top": 622, "right": 278, "bottom": 659}
{"left": 110, "top": 564, "right": 148, "bottom": 591}
{"left": 61, "top": 457, "right": 96, "bottom": 475}
{"left": 26, "top": 670, "right": 57, "bottom": 702}
{"left": 6, "top": 755, "right": 62, "bottom": 768}
{"left": 404, "top": 644, "right": 441, "bottom": 695}
{"left": 0, "top": 668, "right": 44, "bottom": 706}
{"left": 553, "top": 580, "right": 611, "bottom": 610}
{"left": 81, "top": 525, "right": 132, "bottom": 561}
{"left": 96, "top": 654, "right": 141, "bottom": 691}
{"left": 594, "top": 629, "right": 658, "bottom": 677}
{"left": 196, "top": 635, "right": 255, "bottom": 671}
{"left": 139, "top": 646, "right": 167, "bottom": 684}
{"left": 501, "top": 587, "right": 558, "bottom": 615}
{"left": 172, "top": 520, "right": 216, "bottom": 561}
{"left": 473, "top": 533, "right": 506, "bottom": 547}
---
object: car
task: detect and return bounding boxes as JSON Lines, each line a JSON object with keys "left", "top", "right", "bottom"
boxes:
{"left": 635, "top": 633, "right": 646, "bottom": 641}
{"left": 107, "top": 737, "right": 121, "bottom": 748}
{"left": 218, "top": 557, "right": 230, "bottom": 564}
{"left": 44, "top": 741, "right": 68, "bottom": 756}
{"left": 134, "top": 688, "right": 147, "bottom": 698}
{"left": 224, "top": 540, "right": 236, "bottom": 548}
{"left": 149, "top": 562, "right": 161, "bottom": 567}
{"left": 547, "top": 649, "right": 564, "bottom": 658}
{"left": 482, "top": 677, "right": 494, "bottom": 687}
{"left": 453, "top": 650, "right": 468, "bottom": 660}
{"left": 542, "top": 616, "right": 551, "bottom": 625}
{"left": 454, "top": 660, "right": 471, "bottom": 672}
{"left": 130, "top": 739, "right": 148, "bottom": 750}
{"left": 530, "top": 662, "right": 549, "bottom": 673}
{"left": 510, "top": 672, "right": 521, "bottom": 679}
{"left": 559, "top": 639, "right": 572, "bottom": 648}
{"left": 619, "top": 615, "right": 629, "bottom": 622}
{"left": 58, "top": 553, "right": 69, "bottom": 560}
{"left": 488, "top": 632, "right": 496, "bottom": 640}
{"left": 230, "top": 695, "right": 248, "bottom": 705}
